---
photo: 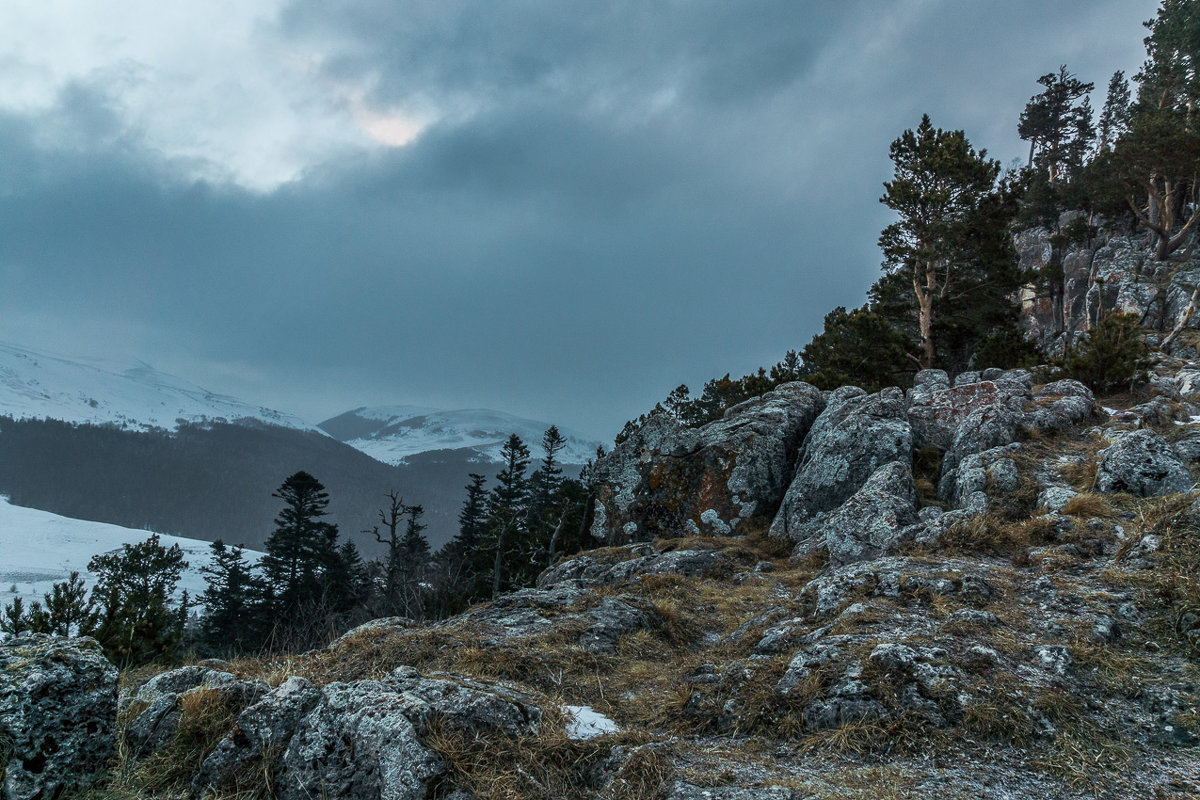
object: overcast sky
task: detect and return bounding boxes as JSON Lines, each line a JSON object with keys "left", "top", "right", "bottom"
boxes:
{"left": 0, "top": 0, "right": 1159, "bottom": 439}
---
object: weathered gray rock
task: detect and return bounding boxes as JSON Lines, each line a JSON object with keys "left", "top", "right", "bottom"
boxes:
{"left": 1096, "top": 429, "right": 1195, "bottom": 497}
{"left": 537, "top": 545, "right": 730, "bottom": 589}
{"left": 276, "top": 681, "right": 445, "bottom": 800}
{"left": 384, "top": 667, "right": 542, "bottom": 736}
{"left": 908, "top": 375, "right": 1022, "bottom": 451}
{"left": 946, "top": 443, "right": 1022, "bottom": 511}
{"left": 455, "top": 585, "right": 664, "bottom": 653}
{"left": 793, "top": 461, "right": 919, "bottom": 563}
{"left": 1174, "top": 431, "right": 1200, "bottom": 463}
{"left": 590, "top": 382, "right": 826, "bottom": 540}
{"left": 127, "top": 678, "right": 268, "bottom": 760}
{"left": 192, "top": 677, "right": 323, "bottom": 799}
{"left": 133, "top": 665, "right": 239, "bottom": 705}
{"left": 0, "top": 635, "right": 118, "bottom": 800}
{"left": 771, "top": 387, "right": 911, "bottom": 542}
{"left": 1015, "top": 228, "right": 1200, "bottom": 354}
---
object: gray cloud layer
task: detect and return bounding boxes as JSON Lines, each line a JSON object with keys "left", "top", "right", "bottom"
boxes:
{"left": 0, "top": 0, "right": 1156, "bottom": 437}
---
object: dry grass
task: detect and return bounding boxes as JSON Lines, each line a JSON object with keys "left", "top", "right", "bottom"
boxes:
{"left": 937, "top": 513, "right": 1056, "bottom": 558}
{"left": 1060, "top": 492, "right": 1117, "bottom": 519}
{"left": 425, "top": 708, "right": 666, "bottom": 800}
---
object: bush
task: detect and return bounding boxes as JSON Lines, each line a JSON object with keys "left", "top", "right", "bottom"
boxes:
{"left": 1058, "top": 312, "right": 1149, "bottom": 393}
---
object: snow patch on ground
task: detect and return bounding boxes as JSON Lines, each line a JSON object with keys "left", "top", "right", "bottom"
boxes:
{"left": 0, "top": 496, "right": 261, "bottom": 612}
{"left": 562, "top": 705, "right": 619, "bottom": 740}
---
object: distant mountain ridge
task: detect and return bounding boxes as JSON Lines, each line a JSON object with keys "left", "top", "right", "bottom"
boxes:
{"left": 320, "top": 406, "right": 603, "bottom": 466}
{"left": 0, "top": 341, "right": 314, "bottom": 432}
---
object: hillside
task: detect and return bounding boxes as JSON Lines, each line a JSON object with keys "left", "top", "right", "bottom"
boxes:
{"left": 15, "top": 348, "right": 1196, "bottom": 800}
{"left": 0, "top": 496, "right": 262, "bottom": 611}
{"left": 0, "top": 342, "right": 314, "bottom": 433}
{"left": 0, "top": 416, "right": 485, "bottom": 553}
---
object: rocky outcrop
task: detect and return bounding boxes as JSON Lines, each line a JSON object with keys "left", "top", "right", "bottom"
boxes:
{"left": 793, "top": 461, "right": 919, "bottom": 563}
{"left": 590, "top": 382, "right": 825, "bottom": 540}
{"left": 453, "top": 584, "right": 665, "bottom": 654}
{"left": 0, "top": 635, "right": 118, "bottom": 800}
{"left": 126, "top": 673, "right": 268, "bottom": 760}
{"left": 770, "top": 387, "right": 911, "bottom": 542}
{"left": 192, "top": 668, "right": 540, "bottom": 800}
{"left": 1015, "top": 226, "right": 1200, "bottom": 357}
{"left": 537, "top": 544, "right": 732, "bottom": 589}
{"left": 1096, "top": 429, "right": 1195, "bottom": 497}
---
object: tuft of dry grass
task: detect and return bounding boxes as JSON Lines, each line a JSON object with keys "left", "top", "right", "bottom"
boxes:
{"left": 1060, "top": 492, "right": 1117, "bottom": 519}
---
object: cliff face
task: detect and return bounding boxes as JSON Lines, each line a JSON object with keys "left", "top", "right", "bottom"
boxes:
{"left": 1015, "top": 223, "right": 1200, "bottom": 357}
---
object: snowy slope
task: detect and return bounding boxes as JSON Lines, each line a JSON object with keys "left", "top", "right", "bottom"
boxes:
{"left": 320, "top": 407, "right": 603, "bottom": 466}
{"left": 0, "top": 496, "right": 262, "bottom": 613}
{"left": 0, "top": 341, "right": 314, "bottom": 432}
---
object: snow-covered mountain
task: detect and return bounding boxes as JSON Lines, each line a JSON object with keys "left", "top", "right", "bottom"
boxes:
{"left": 0, "top": 496, "right": 262, "bottom": 613}
{"left": 0, "top": 341, "right": 314, "bottom": 432}
{"left": 319, "top": 406, "right": 603, "bottom": 466}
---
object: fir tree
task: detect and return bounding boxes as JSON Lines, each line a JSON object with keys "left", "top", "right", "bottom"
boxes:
{"left": 199, "top": 540, "right": 262, "bottom": 655}
{"left": 259, "top": 471, "right": 339, "bottom": 615}
{"left": 485, "top": 434, "right": 530, "bottom": 597}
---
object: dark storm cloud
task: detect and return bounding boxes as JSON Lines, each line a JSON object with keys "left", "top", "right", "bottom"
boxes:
{"left": 0, "top": 0, "right": 1159, "bottom": 438}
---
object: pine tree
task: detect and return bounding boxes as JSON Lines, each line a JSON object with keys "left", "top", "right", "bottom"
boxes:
{"left": 879, "top": 115, "right": 1010, "bottom": 369}
{"left": 1096, "top": 71, "right": 1132, "bottom": 153}
{"left": 0, "top": 597, "right": 32, "bottom": 636}
{"left": 88, "top": 534, "right": 187, "bottom": 667}
{"left": 799, "top": 306, "right": 914, "bottom": 390}
{"left": 1018, "top": 66, "right": 1095, "bottom": 185}
{"left": 35, "top": 571, "right": 96, "bottom": 637}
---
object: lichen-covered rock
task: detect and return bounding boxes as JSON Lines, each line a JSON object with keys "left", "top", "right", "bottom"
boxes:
{"left": 385, "top": 667, "right": 542, "bottom": 736}
{"left": 1015, "top": 227, "right": 1200, "bottom": 354}
{"left": 771, "top": 387, "right": 911, "bottom": 542}
{"left": 946, "top": 443, "right": 1022, "bottom": 511}
{"left": 1096, "top": 429, "right": 1195, "bottom": 497}
{"left": 276, "top": 681, "right": 445, "bottom": 800}
{"left": 590, "top": 382, "right": 826, "bottom": 540}
{"left": 908, "top": 374, "right": 1021, "bottom": 451}
{"left": 792, "top": 461, "right": 918, "bottom": 563}
{"left": 133, "top": 665, "right": 239, "bottom": 705}
{"left": 127, "top": 678, "right": 268, "bottom": 760}
{"left": 454, "top": 584, "right": 664, "bottom": 653}
{"left": 192, "top": 677, "right": 323, "bottom": 799}
{"left": 0, "top": 634, "right": 118, "bottom": 800}
{"left": 536, "top": 545, "right": 730, "bottom": 589}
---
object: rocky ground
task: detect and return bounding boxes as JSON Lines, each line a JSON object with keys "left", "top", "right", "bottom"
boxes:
{"left": 4, "top": 352, "right": 1200, "bottom": 800}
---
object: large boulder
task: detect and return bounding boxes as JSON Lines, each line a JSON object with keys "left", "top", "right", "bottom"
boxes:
{"left": 1096, "top": 429, "right": 1195, "bottom": 497}
{"left": 193, "top": 677, "right": 323, "bottom": 799}
{"left": 194, "top": 669, "right": 541, "bottom": 800}
{"left": 590, "top": 382, "right": 825, "bottom": 540}
{"left": 126, "top": 674, "right": 269, "bottom": 761}
{"left": 793, "top": 461, "right": 919, "bottom": 563}
{"left": 276, "top": 681, "right": 445, "bottom": 800}
{"left": 770, "top": 387, "right": 911, "bottom": 542}
{"left": 0, "top": 635, "right": 118, "bottom": 800}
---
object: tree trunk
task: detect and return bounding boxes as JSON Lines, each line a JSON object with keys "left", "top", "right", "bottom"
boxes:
{"left": 1162, "top": 282, "right": 1200, "bottom": 351}
{"left": 491, "top": 521, "right": 510, "bottom": 599}
{"left": 913, "top": 266, "right": 936, "bottom": 370}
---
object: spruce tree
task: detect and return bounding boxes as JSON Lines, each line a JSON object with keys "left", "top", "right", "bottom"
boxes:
{"left": 1018, "top": 66, "right": 1095, "bottom": 185}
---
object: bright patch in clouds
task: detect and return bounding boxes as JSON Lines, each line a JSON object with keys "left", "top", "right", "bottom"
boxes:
{"left": 0, "top": 0, "right": 426, "bottom": 190}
